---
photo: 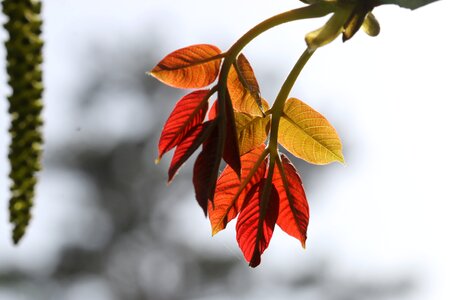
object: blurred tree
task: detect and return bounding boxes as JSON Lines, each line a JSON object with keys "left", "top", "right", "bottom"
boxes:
{"left": 0, "top": 35, "right": 415, "bottom": 300}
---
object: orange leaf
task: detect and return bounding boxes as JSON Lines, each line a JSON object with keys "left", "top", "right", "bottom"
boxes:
{"left": 236, "top": 181, "right": 279, "bottom": 267}
{"left": 210, "top": 99, "right": 269, "bottom": 119}
{"left": 227, "top": 54, "right": 264, "bottom": 116}
{"left": 279, "top": 98, "right": 344, "bottom": 164}
{"left": 273, "top": 154, "right": 309, "bottom": 248}
{"left": 158, "top": 90, "right": 210, "bottom": 161}
{"left": 208, "top": 145, "right": 267, "bottom": 235}
{"left": 234, "top": 111, "right": 270, "bottom": 155}
{"left": 168, "top": 121, "right": 216, "bottom": 181}
{"left": 150, "top": 44, "right": 222, "bottom": 88}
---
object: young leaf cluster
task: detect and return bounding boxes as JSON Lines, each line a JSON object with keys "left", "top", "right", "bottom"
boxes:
{"left": 150, "top": 39, "right": 343, "bottom": 266}
{"left": 149, "top": 0, "right": 437, "bottom": 266}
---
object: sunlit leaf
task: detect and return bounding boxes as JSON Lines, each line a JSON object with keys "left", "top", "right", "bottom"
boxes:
{"left": 193, "top": 125, "right": 221, "bottom": 215}
{"left": 150, "top": 44, "right": 222, "bottom": 88}
{"left": 227, "top": 54, "right": 264, "bottom": 116}
{"left": 234, "top": 112, "right": 270, "bottom": 155}
{"left": 157, "top": 90, "right": 210, "bottom": 161}
{"left": 209, "top": 98, "right": 269, "bottom": 121}
{"left": 236, "top": 181, "right": 279, "bottom": 268}
{"left": 208, "top": 145, "right": 267, "bottom": 235}
{"left": 273, "top": 154, "right": 309, "bottom": 248}
{"left": 168, "top": 121, "right": 216, "bottom": 181}
{"left": 279, "top": 98, "right": 344, "bottom": 164}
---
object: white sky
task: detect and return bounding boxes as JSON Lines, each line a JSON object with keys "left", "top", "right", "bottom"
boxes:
{"left": 0, "top": 0, "right": 449, "bottom": 299}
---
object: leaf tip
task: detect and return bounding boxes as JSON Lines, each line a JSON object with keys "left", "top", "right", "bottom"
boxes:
{"left": 154, "top": 157, "right": 161, "bottom": 165}
{"left": 249, "top": 254, "right": 261, "bottom": 268}
{"left": 337, "top": 154, "right": 346, "bottom": 165}
{"left": 146, "top": 70, "right": 156, "bottom": 78}
{"left": 211, "top": 222, "right": 224, "bottom": 236}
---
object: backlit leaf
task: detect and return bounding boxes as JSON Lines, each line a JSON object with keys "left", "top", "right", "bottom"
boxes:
{"left": 193, "top": 125, "right": 221, "bottom": 215}
{"left": 209, "top": 98, "right": 269, "bottom": 121}
{"left": 227, "top": 54, "right": 264, "bottom": 116}
{"left": 273, "top": 154, "right": 309, "bottom": 248}
{"left": 208, "top": 145, "right": 267, "bottom": 235}
{"left": 279, "top": 98, "right": 344, "bottom": 164}
{"left": 234, "top": 112, "right": 270, "bottom": 155}
{"left": 157, "top": 90, "right": 210, "bottom": 161}
{"left": 168, "top": 121, "right": 216, "bottom": 181}
{"left": 150, "top": 44, "right": 222, "bottom": 88}
{"left": 236, "top": 181, "right": 279, "bottom": 267}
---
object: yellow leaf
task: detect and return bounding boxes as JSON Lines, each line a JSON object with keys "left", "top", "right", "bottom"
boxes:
{"left": 279, "top": 98, "right": 344, "bottom": 165}
{"left": 150, "top": 44, "right": 222, "bottom": 89}
{"left": 235, "top": 112, "right": 270, "bottom": 155}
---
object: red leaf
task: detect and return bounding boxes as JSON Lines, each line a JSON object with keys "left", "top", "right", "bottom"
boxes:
{"left": 273, "top": 154, "right": 309, "bottom": 248}
{"left": 208, "top": 100, "right": 218, "bottom": 120}
{"left": 208, "top": 145, "right": 267, "bottom": 235}
{"left": 193, "top": 126, "right": 221, "bottom": 215}
{"left": 158, "top": 90, "right": 210, "bottom": 161}
{"left": 236, "top": 181, "right": 279, "bottom": 267}
{"left": 150, "top": 44, "right": 222, "bottom": 88}
{"left": 168, "top": 121, "right": 216, "bottom": 181}
{"left": 222, "top": 91, "right": 241, "bottom": 176}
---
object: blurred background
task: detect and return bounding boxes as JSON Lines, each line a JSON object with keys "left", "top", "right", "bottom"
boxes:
{"left": 0, "top": 0, "right": 449, "bottom": 299}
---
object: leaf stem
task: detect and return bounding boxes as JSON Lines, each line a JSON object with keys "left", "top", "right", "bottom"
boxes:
{"left": 268, "top": 48, "right": 315, "bottom": 155}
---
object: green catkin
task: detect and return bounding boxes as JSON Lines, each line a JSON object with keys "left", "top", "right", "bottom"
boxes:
{"left": 3, "top": 0, "right": 44, "bottom": 244}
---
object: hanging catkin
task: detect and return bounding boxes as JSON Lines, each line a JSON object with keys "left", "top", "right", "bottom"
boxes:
{"left": 3, "top": 0, "right": 44, "bottom": 244}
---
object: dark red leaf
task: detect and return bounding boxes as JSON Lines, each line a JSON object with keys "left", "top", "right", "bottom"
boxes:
{"left": 158, "top": 90, "right": 210, "bottom": 161}
{"left": 168, "top": 121, "right": 216, "bottom": 181}
{"left": 208, "top": 145, "right": 267, "bottom": 235}
{"left": 222, "top": 91, "right": 241, "bottom": 176}
{"left": 236, "top": 181, "right": 279, "bottom": 267}
{"left": 273, "top": 154, "right": 309, "bottom": 247}
{"left": 193, "top": 125, "right": 221, "bottom": 215}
